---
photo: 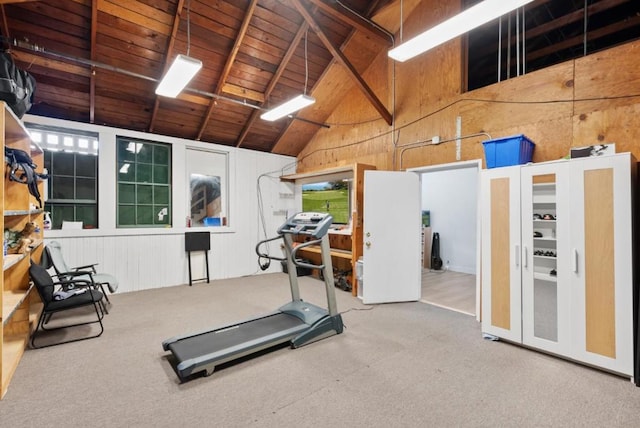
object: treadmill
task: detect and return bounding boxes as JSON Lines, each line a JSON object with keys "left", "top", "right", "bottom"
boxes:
{"left": 162, "top": 212, "right": 344, "bottom": 380}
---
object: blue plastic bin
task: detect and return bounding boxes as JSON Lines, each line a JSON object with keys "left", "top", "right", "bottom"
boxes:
{"left": 482, "top": 134, "right": 535, "bottom": 168}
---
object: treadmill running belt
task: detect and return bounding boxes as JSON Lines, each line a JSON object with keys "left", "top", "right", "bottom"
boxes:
{"left": 168, "top": 313, "right": 306, "bottom": 363}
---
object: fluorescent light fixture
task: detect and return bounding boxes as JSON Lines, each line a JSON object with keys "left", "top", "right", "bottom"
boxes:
{"left": 389, "top": 0, "right": 535, "bottom": 62}
{"left": 155, "top": 54, "right": 202, "bottom": 97}
{"left": 260, "top": 94, "right": 316, "bottom": 121}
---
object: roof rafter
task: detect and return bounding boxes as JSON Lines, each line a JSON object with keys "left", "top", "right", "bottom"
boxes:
{"left": 89, "top": 0, "right": 97, "bottom": 123}
{"left": 236, "top": 19, "right": 311, "bottom": 148}
{"left": 306, "top": 0, "right": 392, "bottom": 46}
{"left": 290, "top": 0, "right": 392, "bottom": 126}
{"left": 197, "top": 0, "right": 259, "bottom": 141}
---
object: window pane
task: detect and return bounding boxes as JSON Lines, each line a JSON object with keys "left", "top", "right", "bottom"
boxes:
{"left": 118, "top": 141, "right": 137, "bottom": 162}
{"left": 154, "top": 205, "right": 170, "bottom": 225}
{"left": 54, "top": 152, "right": 75, "bottom": 175}
{"left": 136, "top": 184, "right": 153, "bottom": 204}
{"left": 153, "top": 165, "right": 168, "bottom": 184}
{"left": 118, "top": 162, "right": 136, "bottom": 182}
{"left": 119, "top": 183, "right": 135, "bottom": 204}
{"left": 136, "top": 205, "right": 154, "bottom": 224}
{"left": 137, "top": 164, "right": 152, "bottom": 183}
{"left": 48, "top": 204, "right": 74, "bottom": 229}
{"left": 76, "top": 205, "right": 97, "bottom": 229}
{"left": 154, "top": 186, "right": 169, "bottom": 204}
{"left": 76, "top": 155, "right": 96, "bottom": 177}
{"left": 52, "top": 176, "right": 74, "bottom": 199}
{"left": 137, "top": 144, "right": 153, "bottom": 163}
{"left": 118, "top": 205, "right": 136, "bottom": 225}
{"left": 76, "top": 177, "right": 96, "bottom": 200}
{"left": 154, "top": 145, "right": 169, "bottom": 164}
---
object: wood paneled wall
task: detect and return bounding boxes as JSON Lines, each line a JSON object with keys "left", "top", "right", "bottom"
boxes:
{"left": 296, "top": 0, "right": 640, "bottom": 173}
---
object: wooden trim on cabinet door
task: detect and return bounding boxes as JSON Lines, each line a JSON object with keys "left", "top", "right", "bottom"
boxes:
{"left": 491, "top": 177, "right": 511, "bottom": 330}
{"left": 584, "top": 168, "right": 616, "bottom": 358}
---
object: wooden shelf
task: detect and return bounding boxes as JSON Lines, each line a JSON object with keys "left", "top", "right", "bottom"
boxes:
{"left": 2, "top": 254, "right": 24, "bottom": 271}
{"left": 295, "top": 245, "right": 352, "bottom": 260}
{"left": 2, "top": 288, "right": 31, "bottom": 325}
{"left": 1, "top": 332, "right": 29, "bottom": 399}
{"left": 1, "top": 101, "right": 43, "bottom": 400}
{"left": 281, "top": 163, "right": 375, "bottom": 296}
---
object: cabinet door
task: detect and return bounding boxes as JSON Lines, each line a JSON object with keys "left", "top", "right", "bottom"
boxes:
{"left": 569, "top": 154, "right": 634, "bottom": 375}
{"left": 521, "top": 162, "right": 572, "bottom": 356}
{"left": 481, "top": 166, "right": 522, "bottom": 342}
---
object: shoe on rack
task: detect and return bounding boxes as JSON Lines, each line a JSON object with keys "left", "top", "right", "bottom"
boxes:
{"left": 534, "top": 231, "right": 543, "bottom": 238}
{"left": 543, "top": 214, "right": 555, "bottom": 220}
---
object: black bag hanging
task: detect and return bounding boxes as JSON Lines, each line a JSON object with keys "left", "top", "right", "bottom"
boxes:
{"left": 431, "top": 232, "right": 443, "bottom": 270}
{"left": 4, "top": 146, "right": 48, "bottom": 207}
{"left": 0, "top": 51, "right": 36, "bottom": 118}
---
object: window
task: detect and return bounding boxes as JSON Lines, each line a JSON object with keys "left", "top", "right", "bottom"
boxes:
{"left": 26, "top": 124, "right": 99, "bottom": 229}
{"left": 466, "top": 0, "right": 640, "bottom": 91}
{"left": 116, "top": 137, "right": 171, "bottom": 227}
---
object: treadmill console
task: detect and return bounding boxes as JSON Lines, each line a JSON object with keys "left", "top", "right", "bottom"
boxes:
{"left": 278, "top": 212, "right": 333, "bottom": 238}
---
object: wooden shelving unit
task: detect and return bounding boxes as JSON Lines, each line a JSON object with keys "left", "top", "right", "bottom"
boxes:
{"left": 281, "top": 163, "right": 375, "bottom": 296}
{"left": 1, "top": 102, "right": 45, "bottom": 399}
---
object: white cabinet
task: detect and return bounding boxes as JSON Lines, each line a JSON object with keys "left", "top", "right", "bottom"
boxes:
{"left": 481, "top": 153, "right": 636, "bottom": 376}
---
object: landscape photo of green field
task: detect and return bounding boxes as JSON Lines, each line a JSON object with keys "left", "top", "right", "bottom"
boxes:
{"left": 302, "top": 183, "right": 350, "bottom": 224}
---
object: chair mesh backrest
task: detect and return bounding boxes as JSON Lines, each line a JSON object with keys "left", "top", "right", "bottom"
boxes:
{"left": 47, "top": 241, "right": 71, "bottom": 275}
{"left": 29, "top": 263, "right": 55, "bottom": 304}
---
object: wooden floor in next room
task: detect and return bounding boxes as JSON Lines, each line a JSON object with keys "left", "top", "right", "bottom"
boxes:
{"left": 421, "top": 269, "right": 476, "bottom": 316}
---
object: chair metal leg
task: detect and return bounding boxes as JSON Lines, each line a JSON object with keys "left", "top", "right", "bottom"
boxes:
{"left": 31, "top": 301, "right": 105, "bottom": 349}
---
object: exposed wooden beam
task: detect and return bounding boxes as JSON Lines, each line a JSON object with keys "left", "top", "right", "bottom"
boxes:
{"left": 0, "top": 5, "right": 10, "bottom": 41}
{"left": 235, "top": 20, "right": 310, "bottom": 148}
{"left": 148, "top": 0, "right": 184, "bottom": 133}
{"left": 197, "top": 0, "right": 258, "bottom": 140}
{"left": 90, "top": 0, "right": 97, "bottom": 123}
{"left": 11, "top": 50, "right": 90, "bottom": 76}
{"left": 306, "top": 0, "right": 392, "bottom": 46}
{"left": 527, "top": 14, "right": 640, "bottom": 62}
{"left": 290, "top": 0, "right": 392, "bottom": 125}
{"left": 221, "top": 83, "right": 264, "bottom": 103}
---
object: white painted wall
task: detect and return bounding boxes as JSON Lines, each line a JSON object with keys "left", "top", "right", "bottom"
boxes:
{"left": 421, "top": 167, "right": 477, "bottom": 274}
{"left": 25, "top": 114, "right": 298, "bottom": 293}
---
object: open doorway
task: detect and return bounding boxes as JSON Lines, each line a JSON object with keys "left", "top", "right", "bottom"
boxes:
{"left": 408, "top": 160, "right": 481, "bottom": 318}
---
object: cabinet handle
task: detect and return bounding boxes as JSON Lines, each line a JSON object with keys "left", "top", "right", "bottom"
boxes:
{"left": 572, "top": 248, "right": 578, "bottom": 273}
{"left": 515, "top": 244, "right": 520, "bottom": 268}
{"left": 523, "top": 246, "right": 528, "bottom": 268}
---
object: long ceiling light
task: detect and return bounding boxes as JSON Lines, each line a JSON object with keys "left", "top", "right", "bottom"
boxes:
{"left": 388, "top": 0, "right": 535, "bottom": 62}
{"left": 155, "top": 0, "right": 201, "bottom": 97}
{"left": 155, "top": 54, "right": 202, "bottom": 97}
{"left": 261, "top": 29, "right": 315, "bottom": 121}
{"left": 260, "top": 94, "right": 316, "bottom": 121}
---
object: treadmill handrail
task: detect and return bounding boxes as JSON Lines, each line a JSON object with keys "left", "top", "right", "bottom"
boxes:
{"left": 291, "top": 238, "right": 325, "bottom": 270}
{"left": 255, "top": 235, "right": 287, "bottom": 262}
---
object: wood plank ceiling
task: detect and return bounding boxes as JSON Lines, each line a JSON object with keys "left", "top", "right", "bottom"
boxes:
{"left": 0, "top": 0, "right": 393, "bottom": 155}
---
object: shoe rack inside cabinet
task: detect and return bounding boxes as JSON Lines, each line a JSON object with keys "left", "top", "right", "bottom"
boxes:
{"left": 530, "top": 174, "right": 559, "bottom": 343}
{"left": 1, "top": 102, "right": 44, "bottom": 399}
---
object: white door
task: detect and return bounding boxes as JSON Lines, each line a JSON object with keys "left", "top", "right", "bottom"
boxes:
{"left": 520, "top": 161, "right": 572, "bottom": 356}
{"left": 362, "top": 171, "right": 421, "bottom": 304}
{"left": 569, "top": 154, "right": 634, "bottom": 376}
{"left": 480, "top": 165, "right": 522, "bottom": 342}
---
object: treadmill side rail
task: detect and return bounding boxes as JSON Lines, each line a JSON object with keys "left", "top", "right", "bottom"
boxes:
{"left": 291, "top": 314, "right": 344, "bottom": 348}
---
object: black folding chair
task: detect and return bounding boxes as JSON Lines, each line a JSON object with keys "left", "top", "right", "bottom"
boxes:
{"left": 29, "top": 263, "right": 105, "bottom": 349}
